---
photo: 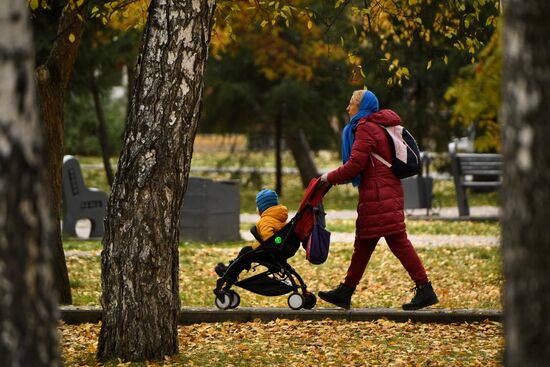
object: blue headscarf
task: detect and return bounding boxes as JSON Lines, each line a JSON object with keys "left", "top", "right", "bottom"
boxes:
{"left": 342, "top": 90, "right": 379, "bottom": 186}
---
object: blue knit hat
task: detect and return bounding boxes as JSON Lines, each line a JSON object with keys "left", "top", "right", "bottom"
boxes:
{"left": 256, "top": 189, "right": 279, "bottom": 214}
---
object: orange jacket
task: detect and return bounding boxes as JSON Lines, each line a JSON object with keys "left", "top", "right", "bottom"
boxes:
{"left": 252, "top": 204, "right": 288, "bottom": 249}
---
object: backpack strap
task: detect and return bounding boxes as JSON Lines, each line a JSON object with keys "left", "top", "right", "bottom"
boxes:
{"left": 368, "top": 122, "right": 392, "bottom": 168}
{"left": 371, "top": 152, "right": 392, "bottom": 168}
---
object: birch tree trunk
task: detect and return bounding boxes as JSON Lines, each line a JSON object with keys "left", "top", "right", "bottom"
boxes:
{"left": 98, "top": 0, "right": 216, "bottom": 361}
{"left": 0, "top": 1, "right": 60, "bottom": 365}
{"left": 501, "top": 1, "right": 550, "bottom": 365}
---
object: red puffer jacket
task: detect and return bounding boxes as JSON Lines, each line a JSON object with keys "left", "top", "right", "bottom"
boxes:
{"left": 327, "top": 109, "right": 405, "bottom": 239}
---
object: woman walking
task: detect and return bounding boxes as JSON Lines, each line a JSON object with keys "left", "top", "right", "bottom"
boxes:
{"left": 319, "top": 89, "right": 438, "bottom": 310}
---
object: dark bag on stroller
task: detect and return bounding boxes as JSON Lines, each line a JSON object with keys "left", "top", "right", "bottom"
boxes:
{"left": 304, "top": 205, "right": 331, "bottom": 265}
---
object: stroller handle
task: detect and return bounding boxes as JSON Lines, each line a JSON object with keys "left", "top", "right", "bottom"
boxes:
{"left": 295, "top": 177, "right": 331, "bottom": 217}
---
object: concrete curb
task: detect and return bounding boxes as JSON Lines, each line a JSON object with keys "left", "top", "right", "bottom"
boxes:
{"left": 61, "top": 306, "right": 102, "bottom": 324}
{"left": 60, "top": 306, "right": 502, "bottom": 325}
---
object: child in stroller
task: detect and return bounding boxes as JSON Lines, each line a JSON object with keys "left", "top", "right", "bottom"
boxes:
{"left": 213, "top": 178, "right": 331, "bottom": 310}
{"left": 215, "top": 189, "right": 289, "bottom": 277}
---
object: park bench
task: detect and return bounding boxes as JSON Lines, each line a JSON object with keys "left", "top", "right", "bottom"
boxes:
{"left": 62, "top": 155, "right": 108, "bottom": 238}
{"left": 448, "top": 142, "right": 502, "bottom": 217}
{"left": 61, "top": 158, "right": 239, "bottom": 241}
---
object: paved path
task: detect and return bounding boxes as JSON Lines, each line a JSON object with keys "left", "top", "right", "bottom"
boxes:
{"left": 240, "top": 206, "right": 500, "bottom": 223}
{"left": 240, "top": 206, "right": 500, "bottom": 247}
{"left": 65, "top": 250, "right": 101, "bottom": 258}
{"left": 65, "top": 206, "right": 500, "bottom": 258}
{"left": 240, "top": 231, "right": 499, "bottom": 247}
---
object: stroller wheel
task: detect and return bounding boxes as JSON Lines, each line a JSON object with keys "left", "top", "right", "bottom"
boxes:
{"left": 215, "top": 291, "right": 232, "bottom": 310}
{"left": 229, "top": 290, "right": 240, "bottom": 309}
{"left": 287, "top": 293, "right": 305, "bottom": 310}
{"left": 303, "top": 292, "right": 317, "bottom": 309}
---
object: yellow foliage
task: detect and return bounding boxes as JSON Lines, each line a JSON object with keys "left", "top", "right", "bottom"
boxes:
{"left": 28, "top": 0, "right": 39, "bottom": 10}
{"left": 27, "top": 0, "right": 499, "bottom": 90}
{"left": 345, "top": 0, "right": 498, "bottom": 85}
{"left": 445, "top": 23, "right": 502, "bottom": 152}
{"left": 107, "top": 0, "right": 150, "bottom": 31}
{"left": 210, "top": 1, "right": 346, "bottom": 82}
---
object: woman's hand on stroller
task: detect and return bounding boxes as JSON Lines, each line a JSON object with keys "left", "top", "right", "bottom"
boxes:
{"left": 320, "top": 172, "right": 329, "bottom": 182}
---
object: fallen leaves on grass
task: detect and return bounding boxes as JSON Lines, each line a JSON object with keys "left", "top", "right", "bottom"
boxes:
{"left": 60, "top": 319, "right": 503, "bottom": 366}
{"left": 66, "top": 242, "right": 503, "bottom": 310}
{"left": 179, "top": 243, "right": 502, "bottom": 310}
{"left": 67, "top": 256, "right": 102, "bottom": 306}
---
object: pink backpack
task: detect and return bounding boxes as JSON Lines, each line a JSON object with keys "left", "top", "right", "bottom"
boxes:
{"left": 371, "top": 124, "right": 422, "bottom": 179}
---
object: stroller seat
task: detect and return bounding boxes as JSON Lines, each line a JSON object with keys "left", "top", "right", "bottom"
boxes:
{"left": 250, "top": 222, "right": 301, "bottom": 259}
{"left": 218, "top": 221, "right": 300, "bottom": 281}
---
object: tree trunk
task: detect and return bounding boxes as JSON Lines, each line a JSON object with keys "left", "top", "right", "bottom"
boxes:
{"left": 275, "top": 107, "right": 283, "bottom": 195}
{"left": 501, "top": 1, "right": 550, "bottom": 365}
{"left": 90, "top": 75, "right": 115, "bottom": 187}
{"left": 0, "top": 1, "right": 60, "bottom": 365}
{"left": 284, "top": 128, "right": 319, "bottom": 187}
{"left": 35, "top": 3, "right": 85, "bottom": 305}
{"left": 127, "top": 60, "right": 137, "bottom": 104}
{"left": 98, "top": 0, "right": 216, "bottom": 362}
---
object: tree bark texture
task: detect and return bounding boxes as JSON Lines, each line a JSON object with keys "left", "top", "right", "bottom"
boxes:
{"left": 284, "top": 128, "right": 319, "bottom": 187}
{"left": 90, "top": 75, "right": 115, "bottom": 187}
{"left": 0, "top": 2, "right": 60, "bottom": 365}
{"left": 35, "top": 2, "right": 85, "bottom": 305}
{"left": 501, "top": 1, "right": 550, "bottom": 365}
{"left": 98, "top": 0, "right": 216, "bottom": 361}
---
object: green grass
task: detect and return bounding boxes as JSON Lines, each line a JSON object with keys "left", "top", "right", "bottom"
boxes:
{"left": 63, "top": 239, "right": 103, "bottom": 252}
{"left": 432, "top": 179, "right": 499, "bottom": 208}
{"left": 73, "top": 152, "right": 499, "bottom": 213}
{"left": 67, "top": 255, "right": 101, "bottom": 305}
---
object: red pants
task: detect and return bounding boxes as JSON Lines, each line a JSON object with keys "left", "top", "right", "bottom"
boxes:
{"left": 344, "top": 231, "right": 429, "bottom": 288}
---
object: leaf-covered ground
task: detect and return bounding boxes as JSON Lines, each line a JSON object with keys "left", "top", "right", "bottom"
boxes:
{"left": 60, "top": 319, "right": 503, "bottom": 366}
{"left": 67, "top": 242, "right": 502, "bottom": 310}
{"left": 65, "top": 152, "right": 502, "bottom": 365}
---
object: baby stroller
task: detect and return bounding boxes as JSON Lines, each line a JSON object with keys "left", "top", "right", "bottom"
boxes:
{"left": 213, "top": 178, "right": 331, "bottom": 310}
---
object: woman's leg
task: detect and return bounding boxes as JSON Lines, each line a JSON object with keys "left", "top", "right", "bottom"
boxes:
{"left": 385, "top": 231, "right": 429, "bottom": 285}
{"left": 344, "top": 237, "right": 379, "bottom": 288}
{"left": 319, "top": 237, "right": 378, "bottom": 309}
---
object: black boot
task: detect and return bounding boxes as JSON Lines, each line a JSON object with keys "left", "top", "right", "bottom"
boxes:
{"left": 402, "top": 282, "right": 439, "bottom": 310}
{"left": 318, "top": 283, "right": 355, "bottom": 309}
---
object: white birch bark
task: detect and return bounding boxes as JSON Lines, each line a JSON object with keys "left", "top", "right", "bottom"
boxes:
{"left": 98, "top": 0, "right": 216, "bottom": 361}
{"left": 0, "top": 1, "right": 60, "bottom": 366}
